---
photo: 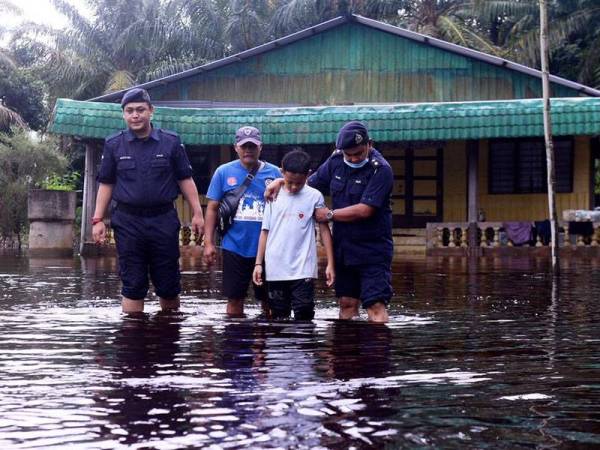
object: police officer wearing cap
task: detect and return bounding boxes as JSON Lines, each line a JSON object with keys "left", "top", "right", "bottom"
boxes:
{"left": 266, "top": 121, "right": 393, "bottom": 322}
{"left": 92, "top": 88, "right": 204, "bottom": 314}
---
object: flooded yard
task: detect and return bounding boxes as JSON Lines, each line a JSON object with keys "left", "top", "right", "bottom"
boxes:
{"left": 1, "top": 252, "right": 600, "bottom": 449}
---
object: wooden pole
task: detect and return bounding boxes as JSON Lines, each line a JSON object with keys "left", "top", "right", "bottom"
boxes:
{"left": 539, "top": 0, "right": 560, "bottom": 274}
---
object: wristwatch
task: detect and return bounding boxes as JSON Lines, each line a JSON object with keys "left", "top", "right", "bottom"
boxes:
{"left": 326, "top": 209, "right": 335, "bottom": 221}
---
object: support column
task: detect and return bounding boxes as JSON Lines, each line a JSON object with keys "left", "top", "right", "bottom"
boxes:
{"left": 80, "top": 141, "right": 101, "bottom": 255}
{"left": 467, "top": 140, "right": 481, "bottom": 254}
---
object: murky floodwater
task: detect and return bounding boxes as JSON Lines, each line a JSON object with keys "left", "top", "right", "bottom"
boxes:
{"left": 1, "top": 252, "right": 600, "bottom": 449}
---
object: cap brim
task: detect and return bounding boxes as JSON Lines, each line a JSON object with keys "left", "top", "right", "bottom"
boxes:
{"left": 236, "top": 138, "right": 262, "bottom": 146}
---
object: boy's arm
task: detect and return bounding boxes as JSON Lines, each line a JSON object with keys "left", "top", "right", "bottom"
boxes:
{"left": 318, "top": 220, "right": 335, "bottom": 287}
{"left": 253, "top": 229, "right": 269, "bottom": 286}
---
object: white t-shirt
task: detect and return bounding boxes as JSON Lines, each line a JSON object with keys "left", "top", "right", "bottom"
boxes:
{"left": 261, "top": 185, "right": 326, "bottom": 281}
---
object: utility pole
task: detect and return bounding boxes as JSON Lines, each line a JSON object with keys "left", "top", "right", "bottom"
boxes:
{"left": 540, "top": 0, "right": 560, "bottom": 274}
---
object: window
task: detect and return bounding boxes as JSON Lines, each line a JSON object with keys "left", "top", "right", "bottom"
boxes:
{"left": 489, "top": 138, "right": 573, "bottom": 194}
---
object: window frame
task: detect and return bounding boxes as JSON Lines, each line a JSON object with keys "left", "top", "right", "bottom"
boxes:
{"left": 488, "top": 137, "right": 574, "bottom": 195}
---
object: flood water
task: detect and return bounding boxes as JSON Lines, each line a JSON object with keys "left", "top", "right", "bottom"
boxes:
{"left": 1, "top": 252, "right": 600, "bottom": 449}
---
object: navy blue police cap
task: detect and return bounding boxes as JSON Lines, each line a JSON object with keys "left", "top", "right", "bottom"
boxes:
{"left": 336, "top": 121, "right": 369, "bottom": 150}
{"left": 120, "top": 88, "right": 152, "bottom": 108}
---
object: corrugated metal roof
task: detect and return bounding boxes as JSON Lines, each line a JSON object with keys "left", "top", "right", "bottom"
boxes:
{"left": 90, "top": 14, "right": 600, "bottom": 103}
{"left": 50, "top": 97, "right": 600, "bottom": 145}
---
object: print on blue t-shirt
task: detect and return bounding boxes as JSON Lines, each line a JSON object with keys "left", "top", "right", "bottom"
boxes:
{"left": 206, "top": 160, "right": 281, "bottom": 257}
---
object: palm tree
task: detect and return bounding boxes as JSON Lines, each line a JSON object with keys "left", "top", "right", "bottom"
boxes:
{"left": 474, "top": 0, "right": 600, "bottom": 87}
{"left": 10, "top": 0, "right": 226, "bottom": 99}
{"left": 0, "top": 0, "right": 27, "bottom": 130}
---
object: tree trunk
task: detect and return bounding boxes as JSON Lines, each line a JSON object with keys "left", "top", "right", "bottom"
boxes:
{"left": 540, "top": 0, "right": 560, "bottom": 274}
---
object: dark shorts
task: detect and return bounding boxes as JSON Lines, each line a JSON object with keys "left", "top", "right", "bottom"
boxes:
{"left": 222, "top": 249, "right": 268, "bottom": 302}
{"left": 335, "top": 261, "right": 392, "bottom": 309}
{"left": 268, "top": 278, "right": 315, "bottom": 320}
{"left": 111, "top": 208, "right": 181, "bottom": 300}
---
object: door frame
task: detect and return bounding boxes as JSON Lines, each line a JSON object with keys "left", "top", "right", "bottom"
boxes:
{"left": 384, "top": 142, "right": 444, "bottom": 228}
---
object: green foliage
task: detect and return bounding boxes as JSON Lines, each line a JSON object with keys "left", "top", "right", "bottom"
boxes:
{"left": 41, "top": 171, "right": 80, "bottom": 191}
{"left": 0, "top": 63, "right": 47, "bottom": 131}
{"left": 0, "top": 129, "right": 67, "bottom": 245}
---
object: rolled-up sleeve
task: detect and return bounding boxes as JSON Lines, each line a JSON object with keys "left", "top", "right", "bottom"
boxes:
{"left": 97, "top": 140, "right": 117, "bottom": 184}
{"left": 308, "top": 158, "right": 332, "bottom": 195}
{"left": 172, "top": 139, "right": 193, "bottom": 180}
{"left": 360, "top": 164, "right": 393, "bottom": 208}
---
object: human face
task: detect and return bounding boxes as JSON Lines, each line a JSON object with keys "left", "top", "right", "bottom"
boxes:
{"left": 235, "top": 142, "right": 262, "bottom": 168}
{"left": 282, "top": 170, "right": 308, "bottom": 195}
{"left": 342, "top": 142, "right": 370, "bottom": 164}
{"left": 123, "top": 102, "right": 153, "bottom": 137}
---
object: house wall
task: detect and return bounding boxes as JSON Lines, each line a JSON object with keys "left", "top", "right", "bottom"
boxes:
{"left": 443, "top": 141, "right": 468, "bottom": 221}
{"left": 442, "top": 137, "right": 592, "bottom": 223}
{"left": 149, "top": 23, "right": 581, "bottom": 106}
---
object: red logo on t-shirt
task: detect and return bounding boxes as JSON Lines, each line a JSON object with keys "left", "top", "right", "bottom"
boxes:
{"left": 227, "top": 177, "right": 237, "bottom": 186}
{"left": 298, "top": 212, "right": 304, "bottom": 219}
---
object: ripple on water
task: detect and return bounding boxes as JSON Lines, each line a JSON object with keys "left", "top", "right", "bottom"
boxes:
{"left": 1, "top": 255, "right": 600, "bottom": 448}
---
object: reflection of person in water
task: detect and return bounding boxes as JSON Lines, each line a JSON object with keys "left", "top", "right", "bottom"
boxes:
{"left": 324, "top": 321, "right": 392, "bottom": 380}
{"left": 94, "top": 312, "right": 191, "bottom": 445}
{"left": 317, "top": 321, "right": 395, "bottom": 447}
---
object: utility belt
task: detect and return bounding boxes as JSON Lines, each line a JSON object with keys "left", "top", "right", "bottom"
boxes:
{"left": 115, "top": 202, "right": 174, "bottom": 217}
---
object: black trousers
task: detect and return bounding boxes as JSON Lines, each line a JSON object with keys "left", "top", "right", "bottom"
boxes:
{"left": 268, "top": 278, "right": 315, "bottom": 321}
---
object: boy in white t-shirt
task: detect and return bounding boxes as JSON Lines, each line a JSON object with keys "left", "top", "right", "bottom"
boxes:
{"left": 253, "top": 150, "right": 334, "bottom": 320}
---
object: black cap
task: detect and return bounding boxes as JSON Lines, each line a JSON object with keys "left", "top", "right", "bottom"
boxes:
{"left": 120, "top": 88, "right": 152, "bottom": 108}
{"left": 336, "top": 121, "right": 369, "bottom": 150}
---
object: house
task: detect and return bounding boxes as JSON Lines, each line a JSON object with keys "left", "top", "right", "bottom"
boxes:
{"left": 50, "top": 14, "right": 600, "bottom": 255}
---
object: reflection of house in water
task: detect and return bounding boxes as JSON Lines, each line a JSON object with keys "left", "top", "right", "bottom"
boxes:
{"left": 50, "top": 14, "right": 600, "bottom": 256}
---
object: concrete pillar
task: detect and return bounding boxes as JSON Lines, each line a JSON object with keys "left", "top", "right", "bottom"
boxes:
{"left": 28, "top": 189, "right": 77, "bottom": 256}
{"left": 80, "top": 142, "right": 102, "bottom": 255}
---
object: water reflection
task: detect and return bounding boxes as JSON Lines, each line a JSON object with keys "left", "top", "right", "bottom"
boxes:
{"left": 1, "top": 251, "right": 600, "bottom": 448}
{"left": 94, "top": 312, "right": 190, "bottom": 445}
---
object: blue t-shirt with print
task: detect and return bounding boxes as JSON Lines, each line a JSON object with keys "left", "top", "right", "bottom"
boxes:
{"left": 207, "top": 160, "right": 280, "bottom": 257}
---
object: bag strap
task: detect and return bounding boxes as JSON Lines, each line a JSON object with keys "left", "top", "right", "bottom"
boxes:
{"left": 229, "top": 161, "right": 261, "bottom": 199}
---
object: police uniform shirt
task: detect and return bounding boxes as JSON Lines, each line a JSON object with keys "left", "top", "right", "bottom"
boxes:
{"left": 308, "top": 148, "right": 394, "bottom": 265}
{"left": 97, "top": 128, "right": 193, "bottom": 207}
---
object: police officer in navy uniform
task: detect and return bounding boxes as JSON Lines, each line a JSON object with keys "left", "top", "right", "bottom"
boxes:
{"left": 92, "top": 88, "right": 204, "bottom": 314}
{"left": 266, "top": 121, "right": 393, "bottom": 322}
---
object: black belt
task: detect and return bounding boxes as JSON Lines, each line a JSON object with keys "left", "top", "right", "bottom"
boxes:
{"left": 115, "top": 202, "right": 174, "bottom": 217}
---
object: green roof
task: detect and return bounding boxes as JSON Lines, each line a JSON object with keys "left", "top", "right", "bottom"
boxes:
{"left": 51, "top": 97, "right": 600, "bottom": 145}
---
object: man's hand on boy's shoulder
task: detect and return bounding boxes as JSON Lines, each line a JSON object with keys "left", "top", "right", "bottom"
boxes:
{"left": 264, "top": 178, "right": 284, "bottom": 201}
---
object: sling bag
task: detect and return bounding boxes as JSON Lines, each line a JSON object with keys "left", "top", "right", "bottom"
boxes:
{"left": 217, "top": 163, "right": 260, "bottom": 236}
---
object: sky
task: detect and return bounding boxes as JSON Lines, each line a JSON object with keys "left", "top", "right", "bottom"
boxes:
{"left": 4, "top": 0, "right": 89, "bottom": 30}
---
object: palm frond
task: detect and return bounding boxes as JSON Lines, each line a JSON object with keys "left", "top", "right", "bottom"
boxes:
{"left": 104, "top": 70, "right": 135, "bottom": 93}
{"left": 0, "top": 104, "right": 27, "bottom": 130}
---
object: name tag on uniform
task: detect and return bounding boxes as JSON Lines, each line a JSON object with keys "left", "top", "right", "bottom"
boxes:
{"left": 355, "top": 179, "right": 363, "bottom": 184}
{"left": 119, "top": 156, "right": 132, "bottom": 160}
{"left": 155, "top": 154, "right": 165, "bottom": 158}
{"left": 334, "top": 175, "right": 342, "bottom": 180}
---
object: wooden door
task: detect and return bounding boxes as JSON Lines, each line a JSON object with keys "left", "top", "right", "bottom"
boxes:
{"left": 382, "top": 143, "right": 444, "bottom": 228}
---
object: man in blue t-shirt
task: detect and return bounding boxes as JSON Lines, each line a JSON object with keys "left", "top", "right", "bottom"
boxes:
{"left": 203, "top": 126, "right": 280, "bottom": 317}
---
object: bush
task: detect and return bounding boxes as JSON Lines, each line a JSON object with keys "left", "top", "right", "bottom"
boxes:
{"left": 0, "top": 129, "right": 67, "bottom": 247}
{"left": 41, "top": 171, "right": 81, "bottom": 191}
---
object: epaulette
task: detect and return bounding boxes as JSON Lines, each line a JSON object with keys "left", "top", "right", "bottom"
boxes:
{"left": 105, "top": 130, "right": 124, "bottom": 143}
{"left": 370, "top": 158, "right": 380, "bottom": 173}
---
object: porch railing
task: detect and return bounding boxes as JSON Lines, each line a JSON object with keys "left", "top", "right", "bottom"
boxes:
{"left": 426, "top": 221, "right": 600, "bottom": 250}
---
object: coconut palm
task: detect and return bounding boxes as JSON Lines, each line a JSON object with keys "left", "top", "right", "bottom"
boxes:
{"left": 11, "top": 0, "right": 226, "bottom": 99}
{"left": 0, "top": 0, "right": 28, "bottom": 130}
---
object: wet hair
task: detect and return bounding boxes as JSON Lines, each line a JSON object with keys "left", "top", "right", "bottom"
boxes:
{"left": 282, "top": 149, "right": 311, "bottom": 175}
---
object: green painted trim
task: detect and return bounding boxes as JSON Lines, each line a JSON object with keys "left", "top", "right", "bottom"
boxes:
{"left": 51, "top": 97, "right": 600, "bottom": 145}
